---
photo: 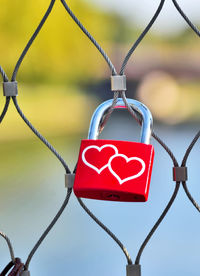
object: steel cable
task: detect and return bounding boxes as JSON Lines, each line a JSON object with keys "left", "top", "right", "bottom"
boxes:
{"left": 0, "top": 66, "right": 10, "bottom": 124}
{"left": 0, "top": 258, "right": 24, "bottom": 276}
{"left": 98, "top": 91, "right": 119, "bottom": 135}
{"left": 0, "top": 260, "right": 14, "bottom": 276}
{"left": 60, "top": 0, "right": 165, "bottom": 128}
{"left": 0, "top": 97, "right": 10, "bottom": 124}
{"left": 73, "top": 95, "right": 180, "bottom": 267}
{"left": 181, "top": 131, "right": 200, "bottom": 212}
{"left": 73, "top": 162, "right": 132, "bottom": 264}
{"left": 171, "top": 0, "right": 200, "bottom": 212}
{"left": 77, "top": 197, "right": 133, "bottom": 265}
{"left": 182, "top": 131, "right": 200, "bottom": 166}
{"left": 60, "top": 0, "right": 117, "bottom": 75}
{"left": 6, "top": 96, "right": 73, "bottom": 270}
{"left": 0, "top": 0, "right": 73, "bottom": 270}
{"left": 12, "top": 90, "right": 73, "bottom": 270}
{"left": 60, "top": 0, "right": 181, "bottom": 266}
{"left": 120, "top": 92, "right": 181, "bottom": 264}
{"left": 120, "top": 0, "right": 165, "bottom": 75}
{"left": 12, "top": 96, "right": 71, "bottom": 173}
{"left": 11, "top": 0, "right": 56, "bottom": 81}
{"left": 0, "top": 0, "right": 198, "bottom": 273}
{"left": 0, "top": 66, "right": 9, "bottom": 82}
{"left": 0, "top": 232, "right": 15, "bottom": 264}
{"left": 0, "top": 61, "right": 15, "bottom": 275}
{"left": 60, "top": 0, "right": 120, "bottom": 132}
{"left": 101, "top": 0, "right": 165, "bottom": 127}
{"left": 172, "top": 0, "right": 200, "bottom": 38}
{"left": 135, "top": 182, "right": 180, "bottom": 264}
{"left": 182, "top": 181, "right": 200, "bottom": 212}
{"left": 24, "top": 188, "right": 72, "bottom": 270}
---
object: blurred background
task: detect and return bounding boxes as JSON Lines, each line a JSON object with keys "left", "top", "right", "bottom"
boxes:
{"left": 0, "top": 0, "right": 200, "bottom": 275}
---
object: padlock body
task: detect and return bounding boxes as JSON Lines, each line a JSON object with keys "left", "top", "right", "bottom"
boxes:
{"left": 74, "top": 140, "right": 154, "bottom": 202}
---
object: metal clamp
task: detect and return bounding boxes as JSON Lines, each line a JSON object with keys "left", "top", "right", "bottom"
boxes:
{"left": 111, "top": 75, "right": 126, "bottom": 91}
{"left": 173, "top": 166, "right": 188, "bottom": 182}
{"left": 126, "top": 264, "right": 141, "bottom": 276}
{"left": 3, "top": 81, "right": 18, "bottom": 96}
{"left": 65, "top": 174, "right": 75, "bottom": 188}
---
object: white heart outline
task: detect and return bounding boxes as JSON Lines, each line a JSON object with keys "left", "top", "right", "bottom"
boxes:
{"left": 108, "top": 154, "right": 146, "bottom": 185}
{"left": 82, "top": 144, "right": 118, "bottom": 174}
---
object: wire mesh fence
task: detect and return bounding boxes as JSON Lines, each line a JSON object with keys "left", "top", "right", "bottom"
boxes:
{"left": 0, "top": 0, "right": 200, "bottom": 275}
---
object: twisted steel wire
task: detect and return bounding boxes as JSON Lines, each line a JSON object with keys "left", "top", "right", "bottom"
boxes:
{"left": 0, "top": 232, "right": 15, "bottom": 264}
{"left": 0, "top": 0, "right": 199, "bottom": 273}
{"left": 0, "top": 0, "right": 73, "bottom": 270}
{"left": 0, "top": 260, "right": 15, "bottom": 276}
{"left": 181, "top": 131, "right": 200, "bottom": 212}
{"left": 98, "top": 91, "right": 119, "bottom": 135}
{"left": 60, "top": 0, "right": 183, "bottom": 265}
{"left": 77, "top": 197, "right": 133, "bottom": 265}
{"left": 73, "top": 162, "right": 132, "bottom": 264}
{"left": 60, "top": 0, "right": 117, "bottom": 75}
{"left": 11, "top": 0, "right": 56, "bottom": 81}
{"left": 0, "top": 66, "right": 10, "bottom": 124}
{"left": 120, "top": 92, "right": 181, "bottom": 264}
{"left": 0, "top": 67, "right": 15, "bottom": 270}
{"left": 0, "top": 97, "right": 10, "bottom": 124}
{"left": 172, "top": 0, "right": 200, "bottom": 38}
{"left": 12, "top": 96, "right": 71, "bottom": 173}
{"left": 0, "top": 66, "right": 9, "bottom": 82}
{"left": 24, "top": 188, "right": 72, "bottom": 270}
{"left": 171, "top": 0, "right": 200, "bottom": 212}
{"left": 182, "top": 131, "right": 200, "bottom": 167}
{"left": 120, "top": 0, "right": 165, "bottom": 75}
{"left": 135, "top": 182, "right": 180, "bottom": 264}
{"left": 60, "top": 0, "right": 166, "bottom": 150}
{"left": 0, "top": 258, "right": 24, "bottom": 276}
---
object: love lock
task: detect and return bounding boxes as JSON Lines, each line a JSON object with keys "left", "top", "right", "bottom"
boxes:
{"left": 74, "top": 98, "right": 154, "bottom": 202}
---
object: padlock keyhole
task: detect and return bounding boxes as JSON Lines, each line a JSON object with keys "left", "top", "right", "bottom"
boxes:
{"left": 106, "top": 194, "right": 120, "bottom": 200}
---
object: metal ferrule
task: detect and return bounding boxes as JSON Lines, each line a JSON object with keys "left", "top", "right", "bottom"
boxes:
{"left": 88, "top": 98, "right": 153, "bottom": 144}
{"left": 3, "top": 81, "right": 18, "bottom": 96}
{"left": 111, "top": 75, "right": 127, "bottom": 91}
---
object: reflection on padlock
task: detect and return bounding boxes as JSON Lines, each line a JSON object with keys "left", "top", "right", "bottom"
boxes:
{"left": 74, "top": 98, "right": 154, "bottom": 202}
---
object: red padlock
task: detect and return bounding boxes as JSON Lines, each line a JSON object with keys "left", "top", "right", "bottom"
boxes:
{"left": 74, "top": 98, "right": 154, "bottom": 202}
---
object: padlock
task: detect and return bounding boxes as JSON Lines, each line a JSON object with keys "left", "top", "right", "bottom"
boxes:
{"left": 73, "top": 98, "right": 154, "bottom": 202}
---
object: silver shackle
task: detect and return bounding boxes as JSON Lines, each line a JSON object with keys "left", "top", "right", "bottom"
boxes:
{"left": 88, "top": 98, "right": 153, "bottom": 144}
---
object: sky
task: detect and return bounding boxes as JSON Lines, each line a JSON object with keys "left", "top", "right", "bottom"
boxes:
{"left": 90, "top": 0, "right": 200, "bottom": 35}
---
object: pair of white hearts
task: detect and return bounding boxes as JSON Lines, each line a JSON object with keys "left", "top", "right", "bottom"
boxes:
{"left": 82, "top": 144, "right": 146, "bottom": 185}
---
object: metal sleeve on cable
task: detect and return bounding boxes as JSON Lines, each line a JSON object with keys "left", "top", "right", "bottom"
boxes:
{"left": 126, "top": 264, "right": 141, "bottom": 276}
{"left": 3, "top": 81, "right": 18, "bottom": 97}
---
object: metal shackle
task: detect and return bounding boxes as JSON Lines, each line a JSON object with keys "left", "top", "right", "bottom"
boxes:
{"left": 88, "top": 98, "right": 153, "bottom": 144}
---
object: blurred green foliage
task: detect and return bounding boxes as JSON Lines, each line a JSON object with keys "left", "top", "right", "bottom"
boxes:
{"left": 0, "top": 0, "right": 133, "bottom": 84}
{"left": 0, "top": 0, "right": 135, "bottom": 141}
{"left": 1, "top": 0, "right": 200, "bottom": 84}
{"left": 0, "top": 0, "right": 199, "bottom": 141}
{"left": 0, "top": 84, "right": 97, "bottom": 141}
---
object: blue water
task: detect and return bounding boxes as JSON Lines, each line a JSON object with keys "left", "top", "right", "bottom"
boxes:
{"left": 0, "top": 115, "right": 199, "bottom": 276}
